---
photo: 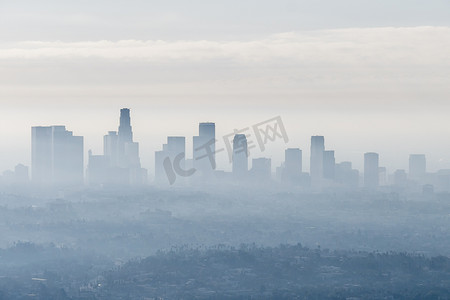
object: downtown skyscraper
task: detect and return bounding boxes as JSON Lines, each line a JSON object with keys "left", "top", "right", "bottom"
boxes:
{"left": 193, "top": 122, "right": 216, "bottom": 178}
{"left": 31, "top": 125, "right": 84, "bottom": 186}
{"left": 155, "top": 136, "right": 187, "bottom": 185}
{"left": 87, "top": 108, "right": 147, "bottom": 186}
{"left": 310, "top": 136, "right": 325, "bottom": 187}
{"left": 364, "top": 152, "right": 379, "bottom": 189}
{"left": 232, "top": 134, "right": 248, "bottom": 179}
{"left": 283, "top": 148, "right": 302, "bottom": 185}
{"left": 409, "top": 154, "right": 426, "bottom": 182}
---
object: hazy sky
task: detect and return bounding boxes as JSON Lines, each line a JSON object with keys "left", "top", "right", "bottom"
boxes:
{"left": 1, "top": 1, "right": 450, "bottom": 174}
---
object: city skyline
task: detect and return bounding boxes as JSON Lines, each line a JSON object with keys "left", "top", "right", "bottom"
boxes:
{"left": 0, "top": 2, "right": 449, "bottom": 299}
{"left": 3, "top": 108, "right": 447, "bottom": 192}
{"left": 1, "top": 1, "right": 450, "bottom": 175}
{"left": 1, "top": 109, "right": 448, "bottom": 174}
{"left": 2, "top": 93, "right": 450, "bottom": 179}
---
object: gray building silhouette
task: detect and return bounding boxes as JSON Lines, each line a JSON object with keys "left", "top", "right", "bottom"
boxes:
{"left": 232, "top": 134, "right": 248, "bottom": 179}
{"left": 283, "top": 148, "right": 302, "bottom": 185}
{"left": 409, "top": 154, "right": 426, "bottom": 182}
{"left": 193, "top": 122, "right": 216, "bottom": 177}
{"left": 364, "top": 152, "right": 379, "bottom": 188}
{"left": 310, "top": 136, "right": 325, "bottom": 186}
{"left": 32, "top": 125, "right": 83, "bottom": 186}
{"left": 323, "top": 150, "right": 335, "bottom": 180}
{"left": 87, "top": 108, "right": 147, "bottom": 186}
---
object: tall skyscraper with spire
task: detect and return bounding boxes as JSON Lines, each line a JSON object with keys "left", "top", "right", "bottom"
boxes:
{"left": 87, "top": 108, "right": 147, "bottom": 186}
{"left": 117, "top": 108, "right": 134, "bottom": 168}
{"left": 119, "top": 108, "right": 132, "bottom": 140}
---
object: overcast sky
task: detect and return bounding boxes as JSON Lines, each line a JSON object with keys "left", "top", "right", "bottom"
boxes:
{"left": 1, "top": 1, "right": 450, "bottom": 174}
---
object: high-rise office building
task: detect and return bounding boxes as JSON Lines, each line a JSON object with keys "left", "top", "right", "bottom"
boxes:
{"left": 323, "top": 150, "right": 335, "bottom": 180}
{"left": 310, "top": 136, "right": 325, "bottom": 186}
{"left": 31, "top": 126, "right": 53, "bottom": 185}
{"left": 117, "top": 108, "right": 135, "bottom": 168}
{"left": 87, "top": 150, "right": 109, "bottom": 186}
{"left": 167, "top": 137, "right": 186, "bottom": 160}
{"left": 364, "top": 152, "right": 379, "bottom": 188}
{"left": 283, "top": 148, "right": 302, "bottom": 184}
{"left": 116, "top": 108, "right": 146, "bottom": 184}
{"left": 154, "top": 150, "right": 167, "bottom": 185}
{"left": 88, "top": 108, "right": 147, "bottom": 186}
{"left": 232, "top": 134, "right": 248, "bottom": 179}
{"left": 409, "top": 154, "right": 426, "bottom": 182}
{"left": 32, "top": 126, "right": 84, "bottom": 186}
{"left": 124, "top": 142, "right": 140, "bottom": 168}
{"left": 118, "top": 108, "right": 133, "bottom": 143}
{"left": 335, "top": 161, "right": 359, "bottom": 188}
{"left": 193, "top": 122, "right": 216, "bottom": 176}
{"left": 154, "top": 136, "right": 186, "bottom": 185}
{"left": 199, "top": 122, "right": 215, "bottom": 141}
{"left": 103, "top": 131, "right": 118, "bottom": 167}
{"left": 52, "top": 126, "right": 84, "bottom": 185}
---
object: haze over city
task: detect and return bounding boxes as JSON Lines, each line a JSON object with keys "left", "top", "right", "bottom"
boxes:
{"left": 1, "top": 1, "right": 450, "bottom": 299}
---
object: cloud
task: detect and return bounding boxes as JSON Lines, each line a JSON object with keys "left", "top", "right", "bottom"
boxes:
{"left": 0, "top": 26, "right": 449, "bottom": 114}
{"left": 0, "top": 26, "right": 449, "bottom": 172}
{"left": 1, "top": 27, "right": 449, "bottom": 66}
